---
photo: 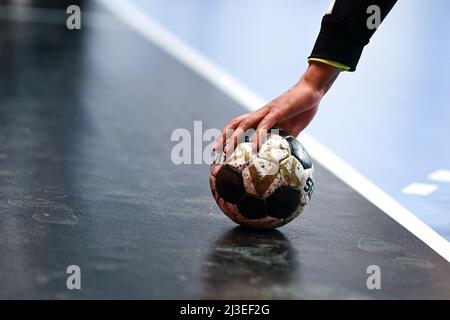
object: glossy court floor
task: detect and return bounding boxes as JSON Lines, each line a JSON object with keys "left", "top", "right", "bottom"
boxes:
{"left": 0, "top": 1, "right": 449, "bottom": 299}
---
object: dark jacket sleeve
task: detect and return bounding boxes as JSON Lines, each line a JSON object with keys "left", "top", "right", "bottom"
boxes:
{"left": 309, "top": 0, "right": 397, "bottom": 71}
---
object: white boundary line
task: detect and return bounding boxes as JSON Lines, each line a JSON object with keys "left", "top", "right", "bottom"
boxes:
{"left": 97, "top": 0, "right": 450, "bottom": 263}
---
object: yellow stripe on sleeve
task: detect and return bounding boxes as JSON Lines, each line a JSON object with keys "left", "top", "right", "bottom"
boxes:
{"left": 308, "top": 58, "right": 351, "bottom": 71}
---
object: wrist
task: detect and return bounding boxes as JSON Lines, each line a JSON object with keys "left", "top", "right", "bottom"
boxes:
{"left": 301, "top": 61, "right": 341, "bottom": 95}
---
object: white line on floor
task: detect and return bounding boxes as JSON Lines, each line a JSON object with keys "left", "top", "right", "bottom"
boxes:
{"left": 97, "top": 0, "right": 450, "bottom": 263}
{"left": 428, "top": 169, "right": 450, "bottom": 183}
{"left": 402, "top": 183, "right": 438, "bottom": 196}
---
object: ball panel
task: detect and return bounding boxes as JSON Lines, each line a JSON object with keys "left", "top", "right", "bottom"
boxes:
{"left": 242, "top": 158, "right": 279, "bottom": 197}
{"left": 266, "top": 186, "right": 301, "bottom": 219}
{"left": 218, "top": 197, "right": 281, "bottom": 228}
{"left": 227, "top": 142, "right": 253, "bottom": 171}
{"left": 283, "top": 206, "right": 303, "bottom": 225}
{"left": 300, "top": 170, "right": 315, "bottom": 205}
{"left": 286, "top": 136, "right": 312, "bottom": 170}
{"left": 262, "top": 174, "right": 283, "bottom": 199}
{"left": 258, "top": 134, "right": 290, "bottom": 163}
{"left": 280, "top": 156, "right": 303, "bottom": 188}
{"left": 211, "top": 151, "right": 225, "bottom": 177}
{"left": 237, "top": 194, "right": 267, "bottom": 219}
{"left": 209, "top": 174, "right": 219, "bottom": 201}
{"left": 217, "top": 197, "right": 242, "bottom": 223}
{"left": 215, "top": 165, "right": 246, "bottom": 204}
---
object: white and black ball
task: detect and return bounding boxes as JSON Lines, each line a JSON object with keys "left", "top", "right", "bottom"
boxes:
{"left": 210, "top": 130, "right": 314, "bottom": 228}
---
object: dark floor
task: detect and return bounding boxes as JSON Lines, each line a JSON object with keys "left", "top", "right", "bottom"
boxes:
{"left": 0, "top": 4, "right": 449, "bottom": 299}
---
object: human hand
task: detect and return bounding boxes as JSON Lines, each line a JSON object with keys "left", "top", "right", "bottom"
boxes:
{"left": 214, "top": 61, "right": 341, "bottom": 154}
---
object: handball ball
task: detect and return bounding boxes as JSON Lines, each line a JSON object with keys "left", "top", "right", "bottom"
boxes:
{"left": 209, "top": 129, "right": 315, "bottom": 229}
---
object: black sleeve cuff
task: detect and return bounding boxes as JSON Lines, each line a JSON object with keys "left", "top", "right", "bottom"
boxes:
{"left": 308, "top": 15, "right": 373, "bottom": 72}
